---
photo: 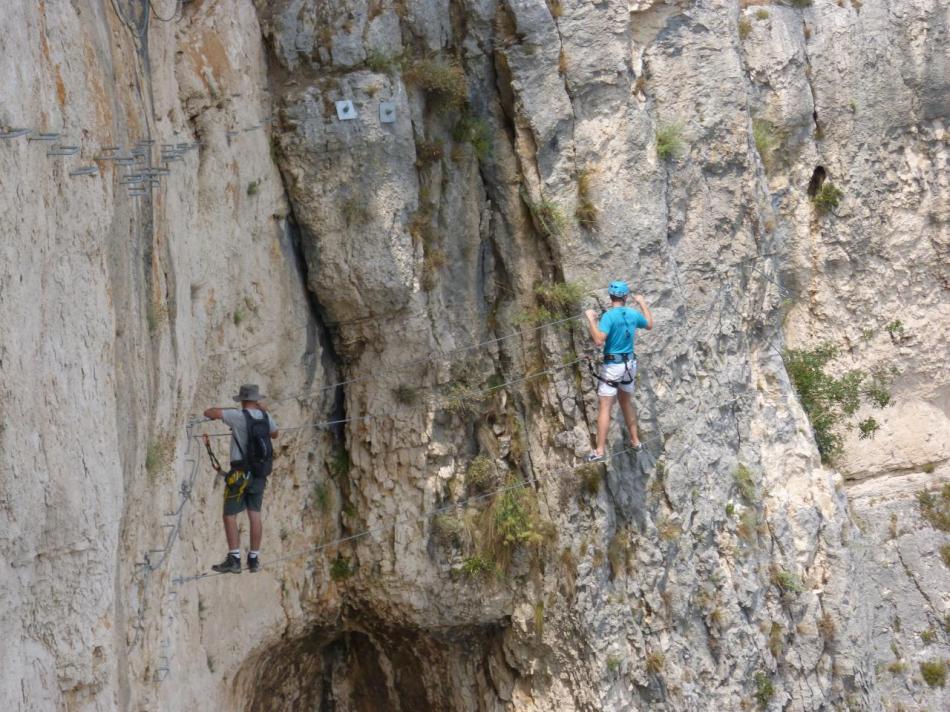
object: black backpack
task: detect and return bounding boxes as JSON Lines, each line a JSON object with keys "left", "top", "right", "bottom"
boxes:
{"left": 235, "top": 409, "right": 274, "bottom": 478}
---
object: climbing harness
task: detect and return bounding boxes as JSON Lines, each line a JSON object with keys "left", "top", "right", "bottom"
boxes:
{"left": 585, "top": 350, "right": 637, "bottom": 388}
{"left": 204, "top": 433, "right": 250, "bottom": 499}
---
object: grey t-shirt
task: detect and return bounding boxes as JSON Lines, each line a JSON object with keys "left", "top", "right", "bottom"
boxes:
{"left": 221, "top": 408, "right": 278, "bottom": 464}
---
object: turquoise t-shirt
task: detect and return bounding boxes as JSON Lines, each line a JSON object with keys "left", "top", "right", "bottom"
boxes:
{"left": 598, "top": 307, "right": 648, "bottom": 355}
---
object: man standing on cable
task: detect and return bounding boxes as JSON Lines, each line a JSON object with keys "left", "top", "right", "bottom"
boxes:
{"left": 203, "top": 384, "right": 278, "bottom": 573}
{"left": 584, "top": 281, "right": 653, "bottom": 462}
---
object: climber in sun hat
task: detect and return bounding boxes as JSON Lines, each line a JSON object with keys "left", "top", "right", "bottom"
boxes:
{"left": 583, "top": 280, "right": 653, "bottom": 462}
{"left": 203, "top": 384, "right": 279, "bottom": 574}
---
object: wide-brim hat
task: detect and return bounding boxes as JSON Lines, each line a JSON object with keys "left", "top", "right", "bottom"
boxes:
{"left": 233, "top": 383, "right": 265, "bottom": 402}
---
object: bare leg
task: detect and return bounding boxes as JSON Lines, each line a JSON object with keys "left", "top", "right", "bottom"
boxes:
{"left": 223, "top": 514, "right": 239, "bottom": 550}
{"left": 617, "top": 391, "right": 641, "bottom": 446}
{"left": 595, "top": 395, "right": 615, "bottom": 455}
{"left": 248, "top": 510, "right": 263, "bottom": 552}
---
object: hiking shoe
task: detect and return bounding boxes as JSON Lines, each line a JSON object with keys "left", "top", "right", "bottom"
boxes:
{"left": 211, "top": 554, "right": 241, "bottom": 574}
{"left": 585, "top": 452, "right": 607, "bottom": 463}
{"left": 247, "top": 555, "right": 261, "bottom": 573}
{"left": 631, "top": 443, "right": 644, "bottom": 453}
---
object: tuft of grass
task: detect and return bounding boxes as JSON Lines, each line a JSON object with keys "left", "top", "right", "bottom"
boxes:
{"left": 738, "top": 510, "right": 758, "bottom": 543}
{"left": 885, "top": 319, "right": 906, "bottom": 342}
{"left": 656, "top": 122, "right": 683, "bottom": 161}
{"left": 533, "top": 600, "right": 545, "bottom": 640}
{"left": 329, "top": 555, "right": 353, "bottom": 581}
{"left": 432, "top": 513, "right": 463, "bottom": 545}
{"left": 939, "top": 543, "right": 950, "bottom": 567}
{"left": 607, "top": 529, "right": 632, "bottom": 579}
{"left": 786, "top": 0, "right": 813, "bottom": 7}
{"left": 365, "top": 49, "right": 400, "bottom": 74}
{"left": 459, "top": 555, "right": 492, "bottom": 578}
{"left": 452, "top": 114, "right": 492, "bottom": 161}
{"left": 606, "top": 655, "right": 621, "bottom": 673}
{"left": 922, "top": 462, "right": 936, "bottom": 474}
{"left": 233, "top": 307, "right": 244, "bottom": 326}
{"left": 753, "top": 119, "right": 780, "bottom": 172}
{"left": 246, "top": 180, "right": 260, "bottom": 196}
{"left": 403, "top": 57, "right": 467, "bottom": 109}
{"left": 392, "top": 384, "right": 418, "bottom": 406}
{"left": 329, "top": 449, "right": 351, "bottom": 478}
{"left": 739, "top": 17, "right": 752, "bottom": 40}
{"left": 145, "top": 436, "right": 174, "bottom": 482}
{"left": 466, "top": 455, "right": 495, "bottom": 493}
{"left": 657, "top": 517, "right": 681, "bottom": 541}
{"left": 917, "top": 486, "right": 950, "bottom": 531}
{"left": 645, "top": 651, "right": 665, "bottom": 674}
{"left": 753, "top": 671, "right": 774, "bottom": 709}
{"left": 756, "top": 9, "right": 770, "bottom": 19}
{"left": 768, "top": 621, "right": 784, "bottom": 658}
{"left": 771, "top": 567, "right": 804, "bottom": 596}
{"left": 886, "top": 660, "right": 907, "bottom": 674}
{"left": 535, "top": 280, "right": 585, "bottom": 317}
{"left": 312, "top": 480, "right": 330, "bottom": 511}
{"left": 416, "top": 138, "right": 444, "bottom": 165}
{"left": 920, "top": 628, "right": 937, "bottom": 644}
{"left": 735, "top": 464, "right": 757, "bottom": 503}
{"left": 919, "top": 660, "right": 946, "bottom": 687}
{"left": 575, "top": 167, "right": 598, "bottom": 229}
{"left": 576, "top": 463, "right": 602, "bottom": 497}
{"left": 857, "top": 416, "right": 879, "bottom": 439}
{"left": 812, "top": 182, "right": 843, "bottom": 215}
{"left": 725, "top": 502, "right": 736, "bottom": 517}
{"left": 527, "top": 197, "right": 567, "bottom": 238}
{"left": 817, "top": 612, "right": 837, "bottom": 642}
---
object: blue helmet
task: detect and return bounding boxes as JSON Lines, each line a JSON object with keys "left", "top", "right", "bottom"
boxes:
{"left": 608, "top": 280, "right": 630, "bottom": 298}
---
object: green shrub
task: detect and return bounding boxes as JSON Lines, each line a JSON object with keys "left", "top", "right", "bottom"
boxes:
{"left": 753, "top": 671, "right": 774, "bottom": 709}
{"left": 606, "top": 656, "right": 622, "bottom": 673}
{"left": 145, "top": 436, "right": 174, "bottom": 482}
{"left": 919, "top": 660, "right": 946, "bottom": 687}
{"left": 403, "top": 57, "right": 467, "bottom": 108}
{"left": 784, "top": 343, "right": 893, "bottom": 462}
{"left": 432, "top": 513, "right": 463, "bottom": 544}
{"left": 527, "top": 197, "right": 567, "bottom": 238}
{"left": 920, "top": 628, "right": 937, "bottom": 644}
{"left": 246, "top": 180, "right": 259, "bottom": 196}
{"left": 771, "top": 567, "right": 804, "bottom": 595}
{"left": 233, "top": 308, "right": 244, "bottom": 326}
{"left": 393, "top": 384, "right": 418, "bottom": 405}
{"left": 312, "top": 480, "right": 330, "bottom": 511}
{"left": 917, "top": 485, "right": 950, "bottom": 532}
{"left": 575, "top": 168, "right": 598, "bottom": 228}
{"left": 576, "top": 463, "right": 602, "bottom": 496}
{"left": 753, "top": 119, "right": 780, "bottom": 171}
{"left": 535, "top": 280, "right": 586, "bottom": 316}
{"left": 656, "top": 122, "right": 683, "bottom": 161}
{"left": 366, "top": 49, "right": 399, "bottom": 74}
{"left": 857, "top": 416, "right": 879, "bottom": 439}
{"left": 483, "top": 478, "right": 553, "bottom": 569}
{"left": 459, "top": 555, "right": 492, "bottom": 578}
{"left": 330, "top": 555, "right": 353, "bottom": 581}
{"left": 756, "top": 9, "right": 770, "bottom": 19}
{"left": 885, "top": 319, "right": 905, "bottom": 342}
{"left": 466, "top": 455, "right": 495, "bottom": 493}
{"left": 725, "top": 502, "right": 736, "bottom": 517}
{"left": 739, "top": 18, "right": 752, "bottom": 40}
{"left": 452, "top": 114, "right": 492, "bottom": 160}
{"left": 329, "top": 449, "right": 350, "bottom": 478}
{"left": 812, "top": 182, "right": 843, "bottom": 214}
{"left": 735, "top": 463, "right": 756, "bottom": 503}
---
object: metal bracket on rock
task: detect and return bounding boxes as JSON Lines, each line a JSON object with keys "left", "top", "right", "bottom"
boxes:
{"left": 335, "top": 100, "right": 357, "bottom": 120}
{"left": 69, "top": 166, "right": 99, "bottom": 177}
{"left": 379, "top": 102, "right": 396, "bottom": 123}
{"left": 47, "top": 145, "right": 79, "bottom": 156}
{"left": 0, "top": 128, "right": 31, "bottom": 139}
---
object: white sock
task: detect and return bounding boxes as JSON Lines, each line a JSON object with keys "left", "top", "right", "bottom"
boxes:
{"left": 248, "top": 550, "right": 259, "bottom": 559}
{"left": 229, "top": 549, "right": 241, "bottom": 558}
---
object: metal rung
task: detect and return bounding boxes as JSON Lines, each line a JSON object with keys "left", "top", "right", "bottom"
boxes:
{"left": 225, "top": 130, "right": 239, "bottom": 137}
{"left": 112, "top": 156, "right": 135, "bottom": 165}
{"left": 162, "top": 155, "right": 183, "bottom": 162}
{"left": 29, "top": 132, "right": 60, "bottom": 142}
{"left": 48, "top": 146, "right": 80, "bottom": 156}
{"left": 69, "top": 166, "right": 99, "bottom": 177}
{"left": 129, "top": 191, "right": 147, "bottom": 197}
{"left": 0, "top": 128, "right": 31, "bottom": 139}
{"left": 135, "top": 139, "right": 155, "bottom": 145}
{"left": 100, "top": 145, "right": 119, "bottom": 152}
{"left": 244, "top": 125, "right": 261, "bottom": 132}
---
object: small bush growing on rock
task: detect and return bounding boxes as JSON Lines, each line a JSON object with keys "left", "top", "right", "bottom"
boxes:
{"left": 527, "top": 197, "right": 568, "bottom": 238}
{"left": 452, "top": 114, "right": 492, "bottom": 161}
{"left": 770, "top": 567, "right": 804, "bottom": 595}
{"left": 812, "top": 182, "right": 843, "bottom": 214}
{"left": 922, "top": 462, "right": 936, "bottom": 474}
{"left": 330, "top": 555, "right": 353, "bottom": 581}
{"left": 535, "top": 280, "right": 586, "bottom": 317}
{"left": 606, "top": 655, "right": 622, "bottom": 673}
{"left": 738, "top": 510, "right": 759, "bottom": 543}
{"left": 403, "top": 57, "right": 467, "bottom": 108}
{"left": 656, "top": 122, "right": 684, "bottom": 161}
{"left": 482, "top": 478, "right": 553, "bottom": 570}
{"left": 756, "top": 9, "right": 770, "bottom": 19}
{"left": 919, "top": 660, "right": 946, "bottom": 687}
{"left": 576, "top": 463, "right": 602, "bottom": 497}
{"left": 735, "top": 463, "right": 757, "bottom": 503}
{"left": 645, "top": 651, "right": 665, "bottom": 673}
{"left": 818, "top": 612, "right": 837, "bottom": 642}
{"left": 246, "top": 180, "right": 260, "bottom": 196}
{"left": 145, "top": 436, "right": 174, "bottom": 482}
{"left": 466, "top": 455, "right": 495, "bottom": 493}
{"left": 415, "top": 138, "right": 444, "bottom": 165}
{"left": 920, "top": 628, "right": 937, "bottom": 644}
{"left": 784, "top": 343, "right": 894, "bottom": 462}
{"left": 739, "top": 17, "right": 752, "bottom": 40}
{"left": 916, "top": 486, "right": 950, "bottom": 532}
{"left": 432, "top": 513, "right": 463, "bottom": 545}
{"left": 886, "top": 660, "right": 907, "bottom": 674}
{"left": 459, "top": 555, "right": 492, "bottom": 579}
{"left": 392, "top": 384, "right": 418, "bottom": 406}
{"left": 365, "top": 49, "right": 400, "bottom": 74}
{"left": 753, "top": 671, "right": 774, "bottom": 708}
{"left": 885, "top": 319, "right": 906, "bottom": 343}
{"left": 575, "top": 168, "right": 599, "bottom": 229}
{"left": 753, "top": 119, "right": 781, "bottom": 172}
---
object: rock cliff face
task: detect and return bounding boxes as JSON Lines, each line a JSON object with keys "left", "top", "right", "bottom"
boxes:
{"left": 0, "top": 1, "right": 946, "bottom": 710}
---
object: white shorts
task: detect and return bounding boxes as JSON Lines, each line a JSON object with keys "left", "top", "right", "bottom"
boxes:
{"left": 597, "top": 360, "right": 637, "bottom": 397}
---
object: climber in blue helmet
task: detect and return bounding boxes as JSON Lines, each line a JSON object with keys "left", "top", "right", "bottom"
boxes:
{"left": 583, "top": 280, "right": 653, "bottom": 462}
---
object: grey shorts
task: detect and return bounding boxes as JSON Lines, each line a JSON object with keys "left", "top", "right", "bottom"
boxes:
{"left": 223, "top": 469, "right": 266, "bottom": 516}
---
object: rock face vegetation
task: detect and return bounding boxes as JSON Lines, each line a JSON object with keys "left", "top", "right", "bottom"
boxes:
{"left": 0, "top": 1, "right": 947, "bottom": 710}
